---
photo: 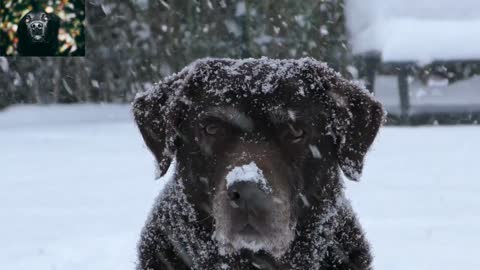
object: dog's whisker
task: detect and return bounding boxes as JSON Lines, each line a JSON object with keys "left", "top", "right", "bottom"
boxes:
{"left": 197, "top": 214, "right": 213, "bottom": 223}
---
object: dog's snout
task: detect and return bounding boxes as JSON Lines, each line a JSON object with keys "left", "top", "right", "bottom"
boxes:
{"left": 227, "top": 182, "right": 269, "bottom": 214}
{"left": 31, "top": 22, "right": 43, "bottom": 29}
{"left": 227, "top": 189, "right": 241, "bottom": 201}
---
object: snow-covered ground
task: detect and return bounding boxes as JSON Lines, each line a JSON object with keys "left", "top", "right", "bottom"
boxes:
{"left": 1, "top": 105, "right": 479, "bottom": 269}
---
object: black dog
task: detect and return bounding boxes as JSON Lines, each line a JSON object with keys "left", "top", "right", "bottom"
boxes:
{"left": 17, "top": 10, "right": 60, "bottom": 56}
{"left": 133, "top": 58, "right": 385, "bottom": 270}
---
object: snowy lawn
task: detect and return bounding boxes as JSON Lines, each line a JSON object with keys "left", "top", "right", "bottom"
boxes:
{"left": 1, "top": 105, "right": 479, "bottom": 270}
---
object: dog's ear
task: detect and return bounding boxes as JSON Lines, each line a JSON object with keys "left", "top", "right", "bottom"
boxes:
{"left": 133, "top": 87, "right": 179, "bottom": 177}
{"left": 327, "top": 81, "right": 385, "bottom": 181}
{"left": 47, "top": 12, "right": 60, "bottom": 34}
{"left": 16, "top": 14, "right": 29, "bottom": 54}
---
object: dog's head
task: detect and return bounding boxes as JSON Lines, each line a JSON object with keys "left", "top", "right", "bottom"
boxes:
{"left": 133, "top": 58, "right": 384, "bottom": 258}
{"left": 17, "top": 10, "right": 60, "bottom": 54}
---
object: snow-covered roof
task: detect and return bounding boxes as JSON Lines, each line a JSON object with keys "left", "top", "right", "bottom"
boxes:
{"left": 346, "top": 0, "right": 480, "bottom": 63}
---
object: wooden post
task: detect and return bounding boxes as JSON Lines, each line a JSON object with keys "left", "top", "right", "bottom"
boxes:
{"left": 364, "top": 53, "right": 380, "bottom": 93}
{"left": 398, "top": 65, "right": 411, "bottom": 124}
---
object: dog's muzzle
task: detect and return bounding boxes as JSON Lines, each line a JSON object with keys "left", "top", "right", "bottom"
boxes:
{"left": 29, "top": 22, "right": 46, "bottom": 42}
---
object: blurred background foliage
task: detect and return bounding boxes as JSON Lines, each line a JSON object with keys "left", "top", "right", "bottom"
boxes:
{"left": 0, "top": 0, "right": 85, "bottom": 56}
{"left": 0, "top": 0, "right": 349, "bottom": 109}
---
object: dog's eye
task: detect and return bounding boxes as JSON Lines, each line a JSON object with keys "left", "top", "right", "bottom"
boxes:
{"left": 204, "top": 124, "right": 222, "bottom": 136}
{"left": 25, "top": 16, "right": 31, "bottom": 23}
{"left": 288, "top": 124, "right": 305, "bottom": 143}
{"left": 42, "top": 15, "right": 48, "bottom": 21}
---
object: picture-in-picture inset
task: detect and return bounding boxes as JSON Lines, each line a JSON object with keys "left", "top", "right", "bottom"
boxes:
{"left": 0, "top": 0, "right": 85, "bottom": 56}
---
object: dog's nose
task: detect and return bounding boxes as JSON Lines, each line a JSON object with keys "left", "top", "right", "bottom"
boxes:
{"left": 227, "top": 182, "right": 269, "bottom": 215}
{"left": 31, "top": 22, "right": 43, "bottom": 29}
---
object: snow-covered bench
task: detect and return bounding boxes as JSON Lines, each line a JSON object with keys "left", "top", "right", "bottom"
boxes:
{"left": 346, "top": 0, "right": 480, "bottom": 124}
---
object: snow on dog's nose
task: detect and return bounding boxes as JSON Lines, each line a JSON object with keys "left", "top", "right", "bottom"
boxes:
{"left": 226, "top": 162, "right": 271, "bottom": 193}
{"left": 225, "top": 162, "right": 272, "bottom": 212}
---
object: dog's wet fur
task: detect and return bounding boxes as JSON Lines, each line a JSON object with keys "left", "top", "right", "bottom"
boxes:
{"left": 133, "top": 58, "right": 385, "bottom": 269}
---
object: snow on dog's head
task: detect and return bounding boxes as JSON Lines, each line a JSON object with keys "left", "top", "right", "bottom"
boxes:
{"left": 133, "top": 57, "right": 385, "bottom": 259}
